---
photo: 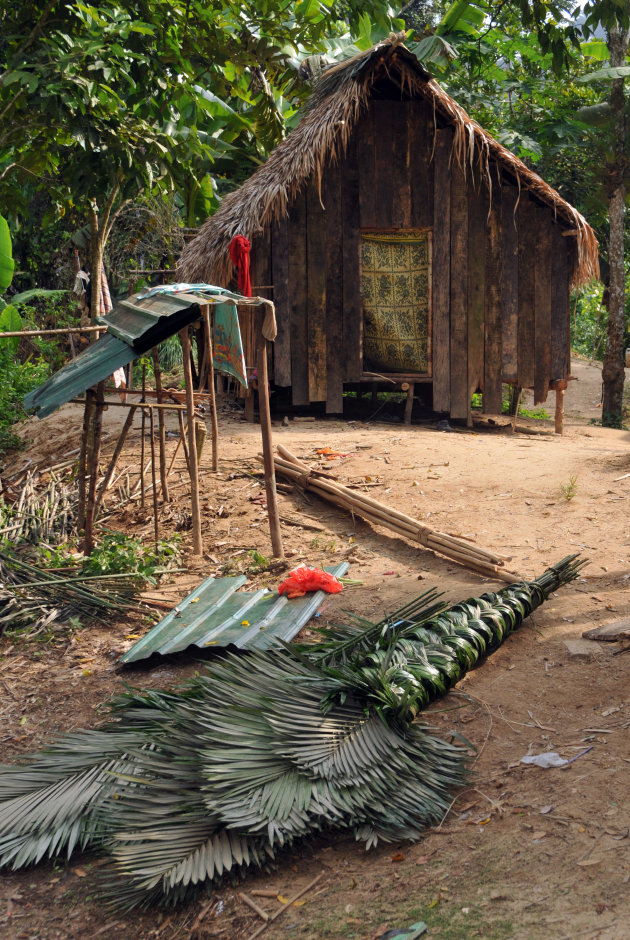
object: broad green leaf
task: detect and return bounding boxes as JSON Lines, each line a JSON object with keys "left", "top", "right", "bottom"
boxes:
{"left": 0, "top": 215, "right": 14, "bottom": 291}
{"left": 578, "top": 65, "right": 630, "bottom": 82}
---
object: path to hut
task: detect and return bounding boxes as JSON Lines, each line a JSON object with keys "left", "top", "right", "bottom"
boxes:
{"left": 1, "top": 356, "right": 629, "bottom": 939}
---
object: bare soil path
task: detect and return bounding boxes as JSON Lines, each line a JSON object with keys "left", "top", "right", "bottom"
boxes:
{"left": 1, "top": 359, "right": 629, "bottom": 940}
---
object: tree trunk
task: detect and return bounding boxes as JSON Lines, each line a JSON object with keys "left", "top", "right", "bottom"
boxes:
{"left": 89, "top": 206, "right": 104, "bottom": 321}
{"left": 601, "top": 24, "right": 629, "bottom": 427}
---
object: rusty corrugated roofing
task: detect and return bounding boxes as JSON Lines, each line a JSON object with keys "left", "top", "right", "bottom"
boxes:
{"left": 120, "top": 563, "right": 350, "bottom": 665}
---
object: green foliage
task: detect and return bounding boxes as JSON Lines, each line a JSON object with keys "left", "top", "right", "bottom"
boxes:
{"left": 571, "top": 283, "right": 608, "bottom": 360}
{"left": 0, "top": 214, "right": 14, "bottom": 290}
{"left": 81, "top": 532, "right": 181, "bottom": 585}
{"left": 560, "top": 474, "right": 578, "bottom": 500}
{"left": 0, "top": 352, "right": 48, "bottom": 458}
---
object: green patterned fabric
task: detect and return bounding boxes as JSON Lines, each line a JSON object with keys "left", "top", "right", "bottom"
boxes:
{"left": 361, "top": 232, "right": 431, "bottom": 375}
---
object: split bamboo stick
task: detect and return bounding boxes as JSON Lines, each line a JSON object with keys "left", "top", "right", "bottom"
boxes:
{"left": 268, "top": 447, "right": 521, "bottom": 583}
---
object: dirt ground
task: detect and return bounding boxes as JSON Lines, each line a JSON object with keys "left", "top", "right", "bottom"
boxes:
{"left": 1, "top": 358, "right": 629, "bottom": 940}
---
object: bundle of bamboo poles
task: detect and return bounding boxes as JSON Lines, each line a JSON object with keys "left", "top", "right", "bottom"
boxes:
{"left": 267, "top": 445, "right": 521, "bottom": 583}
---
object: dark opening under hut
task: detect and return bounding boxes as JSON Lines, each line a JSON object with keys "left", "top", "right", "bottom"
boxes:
{"left": 179, "top": 35, "right": 599, "bottom": 428}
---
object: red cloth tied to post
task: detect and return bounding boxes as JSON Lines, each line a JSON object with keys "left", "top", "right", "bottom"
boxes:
{"left": 228, "top": 235, "right": 251, "bottom": 297}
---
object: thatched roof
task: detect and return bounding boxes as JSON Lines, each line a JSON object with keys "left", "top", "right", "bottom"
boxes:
{"left": 179, "top": 34, "right": 599, "bottom": 290}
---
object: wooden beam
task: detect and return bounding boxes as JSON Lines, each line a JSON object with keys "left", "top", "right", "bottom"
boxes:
{"left": 256, "top": 311, "right": 283, "bottom": 558}
{"left": 180, "top": 327, "right": 203, "bottom": 555}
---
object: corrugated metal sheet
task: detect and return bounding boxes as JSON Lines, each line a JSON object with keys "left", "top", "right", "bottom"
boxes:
{"left": 23, "top": 290, "right": 229, "bottom": 419}
{"left": 23, "top": 333, "right": 136, "bottom": 418}
{"left": 120, "top": 563, "right": 350, "bottom": 665}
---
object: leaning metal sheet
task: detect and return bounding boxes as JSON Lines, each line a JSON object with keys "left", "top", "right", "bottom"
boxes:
{"left": 120, "top": 562, "right": 350, "bottom": 664}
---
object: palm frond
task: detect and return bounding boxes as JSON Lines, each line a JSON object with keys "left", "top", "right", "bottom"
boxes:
{"left": 0, "top": 556, "right": 584, "bottom": 907}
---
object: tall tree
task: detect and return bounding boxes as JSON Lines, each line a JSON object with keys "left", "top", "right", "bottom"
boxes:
{"left": 0, "top": 0, "right": 399, "bottom": 307}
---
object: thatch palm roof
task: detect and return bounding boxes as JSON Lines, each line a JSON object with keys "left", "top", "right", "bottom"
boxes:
{"left": 179, "top": 34, "right": 598, "bottom": 289}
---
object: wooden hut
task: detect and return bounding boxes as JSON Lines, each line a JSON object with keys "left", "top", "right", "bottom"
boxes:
{"left": 179, "top": 35, "right": 599, "bottom": 424}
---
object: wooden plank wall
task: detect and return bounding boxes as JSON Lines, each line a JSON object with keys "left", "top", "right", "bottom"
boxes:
{"left": 260, "top": 94, "right": 574, "bottom": 417}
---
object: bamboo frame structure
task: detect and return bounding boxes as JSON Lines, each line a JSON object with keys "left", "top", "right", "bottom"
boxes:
{"left": 73, "top": 296, "right": 282, "bottom": 560}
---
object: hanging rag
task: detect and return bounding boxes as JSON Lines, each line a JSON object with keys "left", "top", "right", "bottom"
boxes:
{"left": 228, "top": 235, "right": 251, "bottom": 297}
{"left": 99, "top": 263, "right": 125, "bottom": 390}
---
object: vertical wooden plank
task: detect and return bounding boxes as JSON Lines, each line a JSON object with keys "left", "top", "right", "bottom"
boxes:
{"left": 551, "top": 223, "right": 570, "bottom": 381}
{"left": 390, "top": 101, "right": 411, "bottom": 228}
{"left": 432, "top": 126, "right": 452, "bottom": 412}
{"left": 501, "top": 183, "right": 519, "bottom": 384}
{"left": 450, "top": 159, "right": 468, "bottom": 420}
{"left": 271, "top": 214, "right": 291, "bottom": 386}
{"left": 484, "top": 164, "right": 503, "bottom": 414}
{"left": 357, "top": 102, "right": 377, "bottom": 229}
{"left": 517, "top": 195, "right": 536, "bottom": 390}
{"left": 374, "top": 100, "right": 394, "bottom": 228}
{"left": 325, "top": 158, "right": 344, "bottom": 413}
{"left": 288, "top": 190, "right": 309, "bottom": 405}
{"left": 534, "top": 206, "right": 553, "bottom": 403}
{"left": 343, "top": 123, "right": 362, "bottom": 381}
{"left": 467, "top": 174, "right": 485, "bottom": 403}
{"left": 306, "top": 179, "right": 327, "bottom": 402}
{"left": 409, "top": 100, "right": 434, "bottom": 228}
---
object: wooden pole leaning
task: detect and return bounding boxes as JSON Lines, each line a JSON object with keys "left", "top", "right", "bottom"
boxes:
{"left": 83, "top": 381, "right": 105, "bottom": 554}
{"left": 151, "top": 346, "right": 170, "bottom": 501}
{"left": 93, "top": 405, "right": 138, "bottom": 518}
{"left": 256, "top": 310, "right": 283, "bottom": 558}
{"left": 202, "top": 304, "right": 219, "bottom": 472}
{"left": 180, "top": 327, "right": 203, "bottom": 555}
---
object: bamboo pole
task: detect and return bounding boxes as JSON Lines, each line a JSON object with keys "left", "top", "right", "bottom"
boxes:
{"left": 93, "top": 405, "right": 137, "bottom": 518}
{"left": 140, "top": 362, "right": 147, "bottom": 510}
{"left": 269, "top": 447, "right": 521, "bottom": 583}
{"left": 202, "top": 305, "right": 219, "bottom": 472}
{"left": 77, "top": 391, "right": 95, "bottom": 532}
{"left": 149, "top": 406, "right": 159, "bottom": 551}
{"left": 83, "top": 382, "right": 105, "bottom": 554}
{"left": 275, "top": 447, "right": 506, "bottom": 565}
{"left": 151, "top": 346, "right": 170, "bottom": 501}
{"left": 257, "top": 311, "right": 283, "bottom": 558}
{"left": 180, "top": 327, "right": 203, "bottom": 555}
{"left": 0, "top": 326, "right": 104, "bottom": 338}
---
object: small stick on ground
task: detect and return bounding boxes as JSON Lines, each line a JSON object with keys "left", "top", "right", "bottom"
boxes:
{"left": 247, "top": 872, "right": 325, "bottom": 940}
{"left": 240, "top": 892, "right": 270, "bottom": 921}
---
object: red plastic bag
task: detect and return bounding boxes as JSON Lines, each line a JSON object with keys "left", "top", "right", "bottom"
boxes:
{"left": 278, "top": 566, "right": 343, "bottom": 598}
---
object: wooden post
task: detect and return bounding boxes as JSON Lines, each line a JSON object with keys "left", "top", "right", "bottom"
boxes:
{"left": 257, "top": 311, "right": 284, "bottom": 558}
{"left": 77, "top": 392, "right": 95, "bottom": 532}
{"left": 139, "top": 362, "right": 147, "bottom": 509}
{"left": 93, "top": 405, "right": 137, "bottom": 518}
{"left": 555, "top": 387, "right": 565, "bottom": 435}
{"left": 180, "top": 327, "right": 203, "bottom": 555}
{"left": 404, "top": 382, "right": 415, "bottom": 425}
{"left": 149, "top": 406, "right": 159, "bottom": 550}
{"left": 510, "top": 386, "right": 522, "bottom": 434}
{"left": 202, "top": 305, "right": 219, "bottom": 471}
{"left": 83, "top": 381, "right": 105, "bottom": 554}
{"left": 151, "top": 347, "right": 170, "bottom": 501}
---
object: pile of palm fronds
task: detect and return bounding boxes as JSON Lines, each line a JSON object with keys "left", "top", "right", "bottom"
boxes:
{"left": 0, "top": 548, "right": 142, "bottom": 636}
{"left": 0, "top": 556, "right": 584, "bottom": 909}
